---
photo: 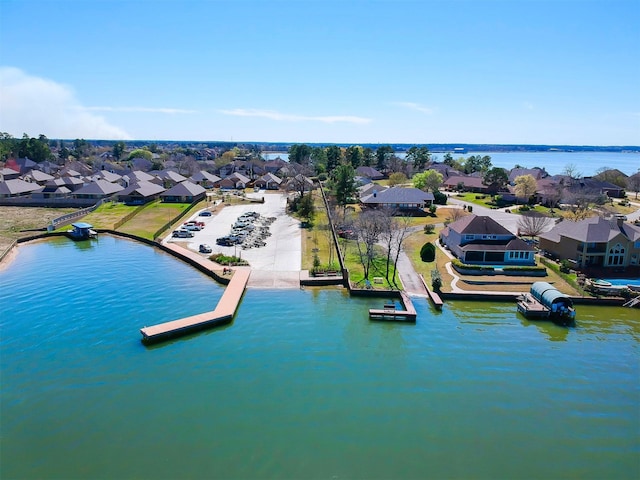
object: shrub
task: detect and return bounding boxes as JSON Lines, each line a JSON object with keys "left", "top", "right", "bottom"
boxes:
{"left": 420, "top": 242, "right": 436, "bottom": 262}
{"left": 433, "top": 191, "right": 447, "bottom": 205}
{"left": 467, "top": 205, "right": 473, "bottom": 213}
{"left": 429, "top": 204, "right": 437, "bottom": 215}
{"left": 424, "top": 224, "right": 435, "bottom": 234}
{"left": 431, "top": 269, "right": 442, "bottom": 292}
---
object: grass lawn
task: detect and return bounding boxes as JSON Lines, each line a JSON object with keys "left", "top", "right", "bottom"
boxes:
{"left": 79, "top": 202, "right": 138, "bottom": 230}
{"left": 300, "top": 191, "right": 340, "bottom": 271}
{"left": 118, "top": 202, "right": 197, "bottom": 239}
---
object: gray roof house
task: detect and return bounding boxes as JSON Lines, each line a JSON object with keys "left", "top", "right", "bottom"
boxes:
{"left": 539, "top": 216, "right": 640, "bottom": 269}
{"left": 116, "top": 181, "right": 166, "bottom": 205}
{"left": 254, "top": 173, "right": 282, "bottom": 190}
{"left": 360, "top": 186, "right": 434, "bottom": 213}
{"left": 72, "top": 179, "right": 124, "bottom": 199}
{"left": 440, "top": 214, "right": 536, "bottom": 265}
{"left": 356, "top": 166, "right": 385, "bottom": 180}
{"left": 0, "top": 178, "right": 42, "bottom": 198}
{"left": 189, "top": 170, "right": 221, "bottom": 188}
{"left": 24, "top": 169, "right": 55, "bottom": 185}
{"left": 160, "top": 181, "right": 206, "bottom": 203}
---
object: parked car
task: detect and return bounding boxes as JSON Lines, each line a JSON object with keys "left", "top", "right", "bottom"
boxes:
{"left": 199, "top": 244, "right": 212, "bottom": 253}
{"left": 184, "top": 224, "right": 202, "bottom": 231}
{"left": 199, "top": 211, "right": 212, "bottom": 217}
{"left": 216, "top": 236, "right": 234, "bottom": 246}
{"left": 173, "top": 229, "right": 194, "bottom": 238}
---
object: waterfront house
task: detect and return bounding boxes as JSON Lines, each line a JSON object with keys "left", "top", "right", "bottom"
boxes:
{"left": 538, "top": 216, "right": 640, "bottom": 269}
{"left": 360, "top": 186, "right": 434, "bottom": 214}
{"left": 440, "top": 214, "right": 536, "bottom": 265}
{"left": 160, "top": 181, "right": 206, "bottom": 203}
{"left": 116, "top": 181, "right": 166, "bottom": 205}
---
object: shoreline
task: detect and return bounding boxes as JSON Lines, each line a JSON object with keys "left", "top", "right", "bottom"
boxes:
{"left": 0, "top": 244, "right": 18, "bottom": 272}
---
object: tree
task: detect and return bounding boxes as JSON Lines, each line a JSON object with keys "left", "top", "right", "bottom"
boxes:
{"left": 331, "top": 163, "right": 357, "bottom": 207}
{"left": 325, "top": 145, "right": 343, "bottom": 172}
{"left": 375, "top": 145, "right": 394, "bottom": 171}
{"left": 413, "top": 170, "right": 443, "bottom": 192}
{"left": 345, "top": 145, "right": 363, "bottom": 168}
{"left": 406, "top": 146, "right": 431, "bottom": 171}
{"left": 483, "top": 167, "right": 509, "bottom": 194}
{"left": 113, "top": 141, "right": 126, "bottom": 160}
{"left": 563, "top": 163, "right": 582, "bottom": 181}
{"left": 517, "top": 212, "right": 552, "bottom": 237}
{"left": 353, "top": 209, "right": 387, "bottom": 281}
{"left": 17, "top": 134, "right": 53, "bottom": 162}
{"left": 463, "top": 155, "right": 492, "bottom": 174}
{"left": 388, "top": 172, "right": 407, "bottom": 186}
{"left": 293, "top": 192, "right": 315, "bottom": 226}
{"left": 310, "top": 147, "right": 327, "bottom": 173}
{"left": 378, "top": 212, "right": 412, "bottom": 287}
{"left": 443, "top": 153, "right": 454, "bottom": 166}
{"left": 288, "top": 144, "right": 312, "bottom": 165}
{"left": 362, "top": 147, "right": 375, "bottom": 167}
{"left": 514, "top": 174, "right": 538, "bottom": 203}
{"left": 0, "top": 132, "right": 17, "bottom": 160}
{"left": 128, "top": 148, "right": 153, "bottom": 161}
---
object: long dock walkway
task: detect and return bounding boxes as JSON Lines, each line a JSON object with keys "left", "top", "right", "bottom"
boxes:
{"left": 140, "top": 267, "right": 250, "bottom": 343}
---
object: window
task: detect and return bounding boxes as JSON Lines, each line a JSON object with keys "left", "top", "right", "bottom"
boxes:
{"left": 607, "top": 243, "right": 625, "bottom": 266}
{"left": 465, "top": 235, "right": 474, "bottom": 240}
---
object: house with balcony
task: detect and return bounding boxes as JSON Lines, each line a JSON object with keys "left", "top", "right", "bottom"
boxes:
{"left": 538, "top": 216, "right": 640, "bottom": 269}
{"left": 440, "top": 214, "right": 536, "bottom": 265}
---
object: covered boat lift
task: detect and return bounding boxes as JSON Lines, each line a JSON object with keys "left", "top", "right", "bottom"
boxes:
{"left": 518, "top": 281, "right": 575, "bottom": 323}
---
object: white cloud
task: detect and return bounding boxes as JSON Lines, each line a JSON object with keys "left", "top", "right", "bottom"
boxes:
{"left": 82, "top": 106, "right": 197, "bottom": 114}
{"left": 391, "top": 102, "right": 435, "bottom": 114}
{"left": 0, "top": 67, "right": 131, "bottom": 139}
{"left": 219, "top": 108, "right": 372, "bottom": 124}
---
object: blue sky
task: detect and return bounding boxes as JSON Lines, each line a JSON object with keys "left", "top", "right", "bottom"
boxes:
{"left": 1, "top": 0, "right": 639, "bottom": 145}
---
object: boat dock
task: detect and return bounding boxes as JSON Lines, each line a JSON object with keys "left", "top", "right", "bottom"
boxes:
{"left": 516, "top": 293, "right": 550, "bottom": 318}
{"left": 140, "top": 267, "right": 251, "bottom": 344}
{"left": 369, "top": 291, "right": 417, "bottom": 322}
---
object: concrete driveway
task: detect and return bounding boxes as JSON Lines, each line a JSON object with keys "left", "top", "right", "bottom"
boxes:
{"left": 165, "top": 192, "right": 302, "bottom": 287}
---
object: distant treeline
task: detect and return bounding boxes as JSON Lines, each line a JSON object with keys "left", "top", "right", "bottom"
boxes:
{"left": 80, "top": 140, "right": 640, "bottom": 153}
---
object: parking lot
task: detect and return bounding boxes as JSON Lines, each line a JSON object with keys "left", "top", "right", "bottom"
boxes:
{"left": 165, "top": 192, "right": 302, "bottom": 285}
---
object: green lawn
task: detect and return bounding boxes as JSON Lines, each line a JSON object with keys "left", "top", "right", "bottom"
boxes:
{"left": 118, "top": 202, "right": 197, "bottom": 239}
{"left": 63, "top": 203, "right": 137, "bottom": 230}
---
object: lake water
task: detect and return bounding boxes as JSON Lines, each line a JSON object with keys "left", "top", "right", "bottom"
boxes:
{"left": 1, "top": 236, "right": 639, "bottom": 479}
{"left": 263, "top": 151, "right": 639, "bottom": 177}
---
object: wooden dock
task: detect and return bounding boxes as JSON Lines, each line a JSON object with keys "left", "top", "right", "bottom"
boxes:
{"left": 516, "top": 293, "right": 550, "bottom": 318}
{"left": 419, "top": 274, "right": 444, "bottom": 310}
{"left": 140, "top": 267, "right": 251, "bottom": 343}
{"left": 369, "top": 292, "right": 417, "bottom": 322}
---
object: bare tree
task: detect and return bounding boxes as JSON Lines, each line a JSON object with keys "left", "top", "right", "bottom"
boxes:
{"left": 563, "top": 163, "right": 582, "bottom": 181}
{"left": 353, "top": 210, "right": 387, "bottom": 282}
{"left": 517, "top": 212, "right": 552, "bottom": 237}
{"left": 446, "top": 207, "right": 467, "bottom": 224}
{"left": 383, "top": 214, "right": 413, "bottom": 288}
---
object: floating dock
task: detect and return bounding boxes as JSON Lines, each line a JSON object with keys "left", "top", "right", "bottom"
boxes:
{"left": 369, "top": 292, "right": 417, "bottom": 322}
{"left": 140, "top": 267, "right": 250, "bottom": 343}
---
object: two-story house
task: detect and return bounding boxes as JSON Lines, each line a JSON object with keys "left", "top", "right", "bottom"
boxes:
{"left": 538, "top": 216, "right": 640, "bottom": 269}
{"left": 440, "top": 214, "right": 536, "bottom": 265}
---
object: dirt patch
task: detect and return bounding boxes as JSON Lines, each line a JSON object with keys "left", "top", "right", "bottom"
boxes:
{"left": 0, "top": 206, "right": 78, "bottom": 250}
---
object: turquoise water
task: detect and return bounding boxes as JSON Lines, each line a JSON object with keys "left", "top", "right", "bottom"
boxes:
{"left": 1, "top": 236, "right": 639, "bottom": 479}
{"left": 601, "top": 278, "right": 640, "bottom": 286}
